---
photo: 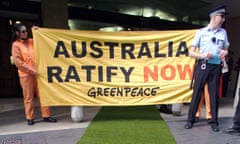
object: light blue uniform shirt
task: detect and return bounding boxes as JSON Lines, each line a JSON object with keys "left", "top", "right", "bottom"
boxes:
{"left": 191, "top": 25, "right": 230, "bottom": 64}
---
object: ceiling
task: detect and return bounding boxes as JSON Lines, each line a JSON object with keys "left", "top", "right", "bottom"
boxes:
{"left": 201, "top": 0, "right": 239, "bottom": 18}
{"left": 1, "top": 0, "right": 239, "bottom": 30}
{"left": 68, "top": 0, "right": 240, "bottom": 23}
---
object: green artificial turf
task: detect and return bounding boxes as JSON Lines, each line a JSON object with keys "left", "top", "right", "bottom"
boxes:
{"left": 78, "top": 106, "right": 176, "bottom": 144}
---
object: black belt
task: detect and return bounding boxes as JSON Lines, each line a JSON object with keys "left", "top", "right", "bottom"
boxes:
{"left": 197, "top": 59, "right": 207, "bottom": 64}
{"left": 197, "top": 59, "right": 220, "bottom": 66}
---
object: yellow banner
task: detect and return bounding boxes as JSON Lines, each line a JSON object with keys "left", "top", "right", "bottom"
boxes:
{"left": 33, "top": 28, "right": 197, "bottom": 106}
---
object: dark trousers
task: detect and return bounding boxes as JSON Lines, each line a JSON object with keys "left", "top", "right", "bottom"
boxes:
{"left": 233, "top": 88, "right": 240, "bottom": 129}
{"left": 187, "top": 63, "right": 221, "bottom": 124}
{"left": 222, "top": 72, "right": 230, "bottom": 97}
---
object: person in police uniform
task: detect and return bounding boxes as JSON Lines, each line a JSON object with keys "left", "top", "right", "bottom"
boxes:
{"left": 184, "top": 5, "right": 229, "bottom": 132}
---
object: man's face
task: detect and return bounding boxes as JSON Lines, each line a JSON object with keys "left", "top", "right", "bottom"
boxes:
{"left": 213, "top": 13, "right": 226, "bottom": 26}
{"left": 18, "top": 26, "right": 28, "bottom": 40}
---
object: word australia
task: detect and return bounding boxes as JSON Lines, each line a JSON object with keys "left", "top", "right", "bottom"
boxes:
{"left": 53, "top": 40, "right": 189, "bottom": 59}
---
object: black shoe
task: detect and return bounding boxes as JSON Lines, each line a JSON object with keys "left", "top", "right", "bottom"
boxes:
{"left": 43, "top": 117, "right": 57, "bottom": 123}
{"left": 223, "top": 128, "right": 240, "bottom": 136}
{"left": 27, "top": 119, "right": 34, "bottom": 125}
{"left": 211, "top": 124, "right": 220, "bottom": 132}
{"left": 185, "top": 122, "right": 193, "bottom": 129}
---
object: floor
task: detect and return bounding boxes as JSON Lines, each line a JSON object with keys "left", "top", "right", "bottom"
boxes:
{"left": 0, "top": 95, "right": 240, "bottom": 144}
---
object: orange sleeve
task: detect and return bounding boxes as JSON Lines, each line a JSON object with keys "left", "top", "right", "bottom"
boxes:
{"left": 11, "top": 42, "right": 36, "bottom": 76}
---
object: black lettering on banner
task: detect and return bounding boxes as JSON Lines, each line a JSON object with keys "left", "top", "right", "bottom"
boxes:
{"left": 104, "top": 42, "right": 119, "bottom": 59}
{"left": 110, "top": 87, "right": 116, "bottom": 96}
{"left": 47, "top": 65, "right": 134, "bottom": 83}
{"left": 131, "top": 87, "right": 138, "bottom": 96}
{"left": 151, "top": 87, "right": 159, "bottom": 95}
{"left": 136, "top": 87, "right": 144, "bottom": 96}
{"left": 97, "top": 87, "right": 103, "bottom": 96}
{"left": 176, "top": 41, "right": 188, "bottom": 56}
{"left": 120, "top": 67, "right": 134, "bottom": 82}
{"left": 124, "top": 87, "right": 131, "bottom": 95}
{"left": 104, "top": 88, "right": 110, "bottom": 96}
{"left": 72, "top": 41, "right": 87, "bottom": 58}
{"left": 116, "top": 88, "right": 123, "bottom": 96}
{"left": 81, "top": 65, "right": 96, "bottom": 82}
{"left": 47, "top": 66, "right": 63, "bottom": 82}
{"left": 168, "top": 41, "right": 173, "bottom": 57}
{"left": 65, "top": 65, "right": 81, "bottom": 82}
{"left": 88, "top": 87, "right": 96, "bottom": 98}
{"left": 54, "top": 41, "right": 70, "bottom": 58}
{"left": 121, "top": 43, "right": 135, "bottom": 59}
{"left": 87, "top": 87, "right": 160, "bottom": 98}
{"left": 143, "top": 88, "right": 151, "bottom": 96}
{"left": 137, "top": 42, "right": 152, "bottom": 58}
{"left": 90, "top": 41, "right": 103, "bottom": 58}
{"left": 98, "top": 66, "right": 103, "bottom": 82}
{"left": 54, "top": 40, "right": 188, "bottom": 59}
{"left": 154, "top": 41, "right": 166, "bottom": 58}
{"left": 107, "top": 66, "right": 117, "bottom": 82}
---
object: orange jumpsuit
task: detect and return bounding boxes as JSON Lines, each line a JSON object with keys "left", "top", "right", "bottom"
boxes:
{"left": 11, "top": 39, "right": 50, "bottom": 120}
{"left": 195, "top": 83, "right": 212, "bottom": 119}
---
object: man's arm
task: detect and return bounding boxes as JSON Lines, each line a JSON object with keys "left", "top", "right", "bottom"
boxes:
{"left": 189, "top": 45, "right": 210, "bottom": 59}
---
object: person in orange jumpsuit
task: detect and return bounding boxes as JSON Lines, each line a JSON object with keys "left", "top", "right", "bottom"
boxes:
{"left": 195, "top": 83, "right": 212, "bottom": 122}
{"left": 11, "top": 22, "right": 57, "bottom": 125}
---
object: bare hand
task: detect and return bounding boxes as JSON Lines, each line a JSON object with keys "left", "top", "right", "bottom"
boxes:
{"left": 200, "top": 53, "right": 212, "bottom": 59}
{"left": 32, "top": 26, "right": 39, "bottom": 30}
{"left": 219, "top": 50, "right": 228, "bottom": 59}
{"left": 206, "top": 53, "right": 213, "bottom": 59}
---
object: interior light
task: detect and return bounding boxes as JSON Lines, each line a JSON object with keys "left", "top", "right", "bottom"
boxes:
{"left": 99, "top": 26, "right": 124, "bottom": 32}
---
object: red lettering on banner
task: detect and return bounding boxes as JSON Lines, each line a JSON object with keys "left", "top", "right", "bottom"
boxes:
{"left": 177, "top": 64, "right": 193, "bottom": 80}
{"left": 144, "top": 66, "right": 158, "bottom": 82}
{"left": 161, "top": 65, "right": 176, "bottom": 80}
{"left": 144, "top": 64, "right": 193, "bottom": 82}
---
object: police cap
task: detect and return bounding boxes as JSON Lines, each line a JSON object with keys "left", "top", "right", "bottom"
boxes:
{"left": 209, "top": 5, "right": 228, "bottom": 17}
